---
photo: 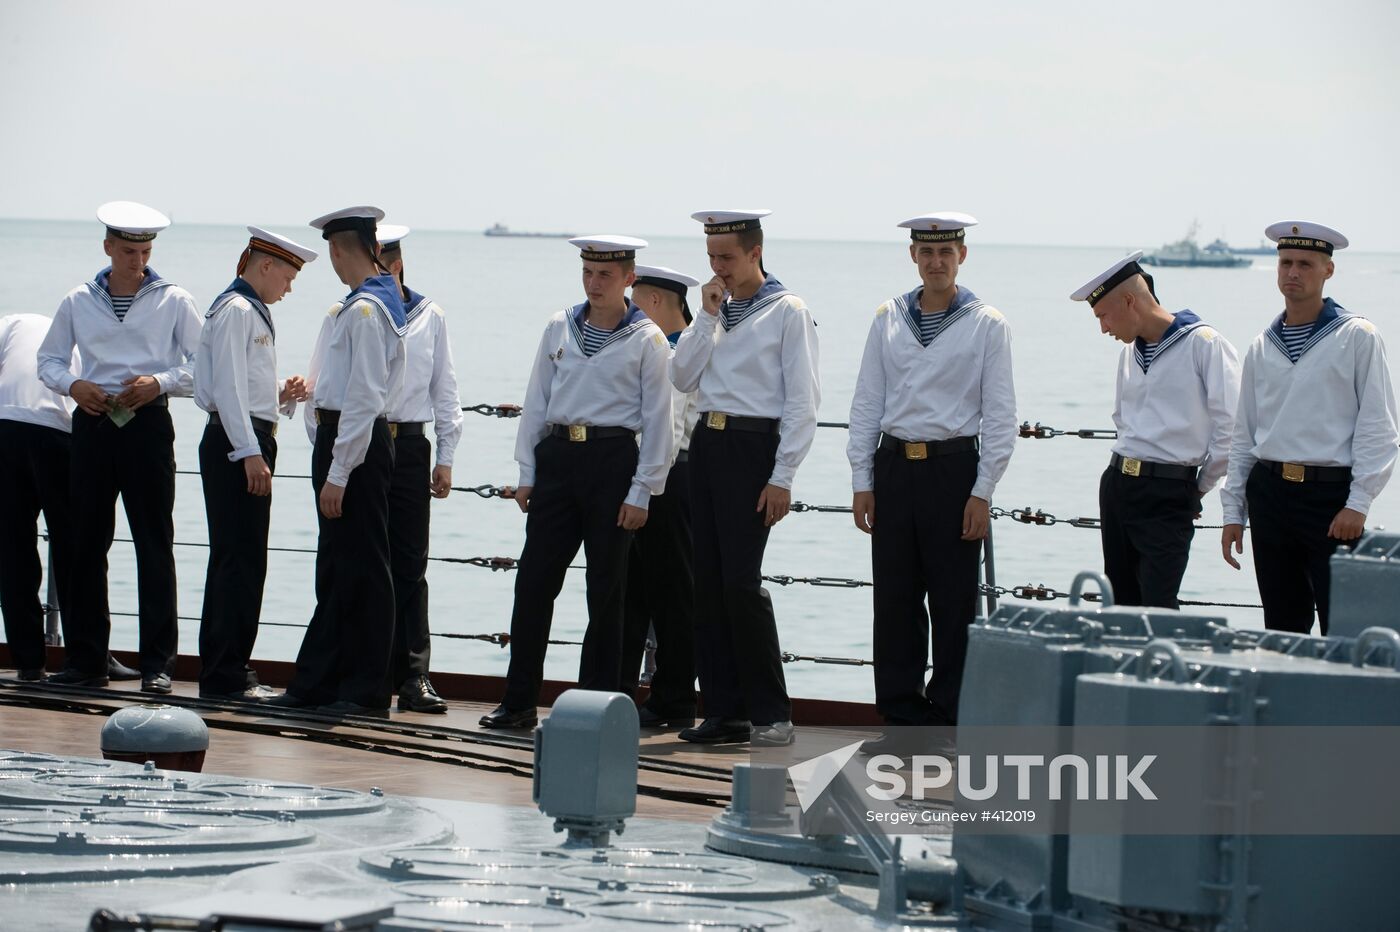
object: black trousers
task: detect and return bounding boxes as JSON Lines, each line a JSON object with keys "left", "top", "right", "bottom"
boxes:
{"left": 1245, "top": 463, "right": 1350, "bottom": 635}
{"left": 389, "top": 432, "right": 432, "bottom": 687}
{"left": 503, "top": 434, "right": 637, "bottom": 710}
{"left": 0, "top": 420, "right": 73, "bottom": 672}
{"left": 197, "top": 422, "right": 276, "bottom": 694}
{"left": 1099, "top": 466, "right": 1197, "bottom": 609}
{"left": 66, "top": 406, "right": 177, "bottom": 677}
{"left": 689, "top": 424, "right": 790, "bottom": 725}
{"left": 288, "top": 418, "right": 396, "bottom": 707}
{"left": 621, "top": 458, "right": 697, "bottom": 715}
{"left": 871, "top": 446, "right": 981, "bottom": 725}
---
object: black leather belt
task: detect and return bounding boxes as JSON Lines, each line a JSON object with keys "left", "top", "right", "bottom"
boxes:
{"left": 315, "top": 408, "right": 395, "bottom": 437}
{"left": 698, "top": 412, "right": 779, "bottom": 434}
{"left": 674, "top": 450, "right": 689, "bottom": 464}
{"left": 548, "top": 424, "right": 634, "bottom": 442}
{"left": 880, "top": 434, "right": 978, "bottom": 460}
{"left": 1110, "top": 453, "right": 1199, "bottom": 482}
{"left": 390, "top": 422, "right": 426, "bottom": 436}
{"left": 209, "top": 411, "right": 277, "bottom": 437}
{"left": 1261, "top": 460, "right": 1352, "bottom": 483}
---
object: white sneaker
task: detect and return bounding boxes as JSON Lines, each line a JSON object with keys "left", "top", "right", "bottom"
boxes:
{"left": 750, "top": 721, "right": 795, "bottom": 746}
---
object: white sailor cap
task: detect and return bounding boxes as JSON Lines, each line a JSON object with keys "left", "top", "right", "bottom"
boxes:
{"left": 242, "top": 226, "right": 318, "bottom": 272}
{"left": 690, "top": 209, "right": 771, "bottom": 235}
{"left": 1071, "top": 250, "right": 1157, "bottom": 306}
{"left": 98, "top": 201, "right": 170, "bottom": 242}
{"left": 308, "top": 205, "right": 386, "bottom": 238}
{"left": 1265, "top": 220, "right": 1348, "bottom": 256}
{"left": 899, "top": 212, "right": 978, "bottom": 243}
{"left": 377, "top": 224, "right": 411, "bottom": 248}
{"left": 634, "top": 264, "right": 700, "bottom": 322}
{"left": 569, "top": 234, "right": 648, "bottom": 262}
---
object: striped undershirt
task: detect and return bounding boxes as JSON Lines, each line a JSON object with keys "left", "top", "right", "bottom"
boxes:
{"left": 110, "top": 294, "right": 135, "bottom": 322}
{"left": 722, "top": 294, "right": 757, "bottom": 330}
{"left": 580, "top": 320, "right": 611, "bottom": 356}
{"left": 1281, "top": 321, "right": 1315, "bottom": 362}
{"left": 1140, "top": 341, "right": 1159, "bottom": 369}
{"left": 918, "top": 308, "right": 949, "bottom": 346}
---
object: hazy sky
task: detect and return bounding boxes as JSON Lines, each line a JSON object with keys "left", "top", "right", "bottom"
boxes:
{"left": 3, "top": 1, "right": 1397, "bottom": 248}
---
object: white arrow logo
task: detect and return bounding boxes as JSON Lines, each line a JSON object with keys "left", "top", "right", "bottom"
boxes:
{"left": 788, "top": 741, "right": 866, "bottom": 812}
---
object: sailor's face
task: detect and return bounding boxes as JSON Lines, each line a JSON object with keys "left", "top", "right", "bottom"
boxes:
{"left": 1093, "top": 290, "right": 1137, "bottom": 343}
{"left": 261, "top": 258, "right": 299, "bottom": 305}
{"left": 1276, "top": 249, "right": 1333, "bottom": 303}
{"left": 706, "top": 233, "right": 755, "bottom": 289}
{"left": 910, "top": 242, "right": 965, "bottom": 290}
{"left": 103, "top": 237, "right": 152, "bottom": 276}
{"left": 582, "top": 261, "right": 632, "bottom": 305}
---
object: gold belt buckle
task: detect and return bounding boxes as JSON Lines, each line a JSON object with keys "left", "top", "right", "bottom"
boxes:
{"left": 568, "top": 424, "right": 588, "bottom": 442}
{"left": 905, "top": 441, "right": 928, "bottom": 460}
{"left": 388, "top": 423, "right": 399, "bottom": 440}
{"left": 706, "top": 412, "right": 728, "bottom": 431}
{"left": 1282, "top": 462, "right": 1306, "bottom": 482}
{"left": 314, "top": 409, "right": 322, "bottom": 425}
{"left": 1121, "top": 457, "right": 1143, "bottom": 477}
{"left": 268, "top": 422, "right": 278, "bottom": 438}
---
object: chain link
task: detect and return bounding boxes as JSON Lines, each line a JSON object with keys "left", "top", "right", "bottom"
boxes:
{"left": 459, "top": 484, "right": 516, "bottom": 499}
{"left": 1018, "top": 420, "right": 1118, "bottom": 440}
{"left": 461, "top": 402, "right": 523, "bottom": 418}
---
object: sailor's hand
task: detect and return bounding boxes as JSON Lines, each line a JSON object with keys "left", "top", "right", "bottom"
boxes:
{"left": 757, "top": 484, "right": 791, "bottom": 526}
{"left": 114, "top": 375, "right": 161, "bottom": 410}
{"left": 280, "top": 375, "right": 308, "bottom": 404}
{"left": 319, "top": 480, "right": 346, "bottom": 519}
{"left": 962, "top": 495, "right": 990, "bottom": 541}
{"left": 70, "top": 380, "right": 109, "bottom": 416}
{"left": 1221, "top": 523, "right": 1245, "bottom": 569}
{"left": 617, "top": 503, "right": 648, "bottom": 530}
{"left": 431, "top": 465, "right": 452, "bottom": 499}
{"left": 1328, "top": 507, "right": 1366, "bottom": 541}
{"left": 243, "top": 455, "right": 272, "bottom": 496}
{"left": 852, "top": 491, "right": 875, "bottom": 534}
{"left": 514, "top": 485, "right": 532, "bottom": 513}
{"left": 701, "top": 277, "right": 726, "bottom": 316}
{"left": 1193, "top": 490, "right": 1204, "bottom": 521}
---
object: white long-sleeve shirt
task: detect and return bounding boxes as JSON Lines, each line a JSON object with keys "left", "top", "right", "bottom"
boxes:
{"left": 308, "top": 277, "right": 407, "bottom": 488}
{"left": 670, "top": 275, "right": 820, "bottom": 489}
{"left": 1111, "top": 311, "right": 1241, "bottom": 494}
{"left": 1221, "top": 301, "right": 1399, "bottom": 524}
{"left": 0, "top": 314, "right": 75, "bottom": 432}
{"left": 37, "top": 267, "right": 201, "bottom": 398}
{"left": 387, "top": 290, "right": 464, "bottom": 467}
{"left": 193, "top": 279, "right": 287, "bottom": 461}
{"left": 515, "top": 302, "right": 673, "bottom": 509}
{"left": 847, "top": 286, "right": 1017, "bottom": 499}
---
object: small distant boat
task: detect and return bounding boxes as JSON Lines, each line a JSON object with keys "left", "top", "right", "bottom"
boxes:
{"left": 483, "top": 222, "right": 574, "bottom": 239}
{"left": 1140, "top": 222, "right": 1251, "bottom": 268}
{"left": 1222, "top": 238, "right": 1278, "bottom": 256}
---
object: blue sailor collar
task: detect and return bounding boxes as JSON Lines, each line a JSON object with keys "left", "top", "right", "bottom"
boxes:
{"left": 666, "top": 330, "right": 682, "bottom": 347}
{"left": 1134, "top": 309, "right": 1202, "bottom": 372}
{"left": 345, "top": 273, "right": 408, "bottom": 335}
{"left": 401, "top": 286, "right": 434, "bottom": 324}
{"left": 569, "top": 300, "right": 649, "bottom": 354}
{"left": 720, "top": 273, "right": 792, "bottom": 331}
{"left": 894, "top": 284, "right": 983, "bottom": 345}
{"left": 1266, "top": 298, "right": 1350, "bottom": 364}
{"left": 89, "top": 266, "right": 171, "bottom": 318}
{"left": 208, "top": 276, "right": 275, "bottom": 337}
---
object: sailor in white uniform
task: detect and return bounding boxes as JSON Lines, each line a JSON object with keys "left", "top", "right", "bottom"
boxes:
{"left": 36, "top": 202, "right": 202, "bottom": 693}
{"left": 622, "top": 264, "right": 701, "bottom": 728}
{"left": 193, "top": 227, "right": 316, "bottom": 701}
{"left": 1221, "top": 221, "right": 1398, "bottom": 634}
{"left": 480, "top": 236, "right": 672, "bottom": 730}
{"left": 671, "top": 210, "right": 820, "bottom": 747}
{"left": 1071, "top": 251, "right": 1241, "bottom": 609}
{"left": 0, "top": 315, "right": 79, "bottom": 681}
{"left": 848, "top": 213, "right": 1016, "bottom": 726}
{"left": 376, "top": 224, "right": 462, "bottom": 714}
{"left": 272, "top": 206, "right": 406, "bottom": 717}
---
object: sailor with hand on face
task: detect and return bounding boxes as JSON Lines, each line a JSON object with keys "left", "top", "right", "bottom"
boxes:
{"left": 1072, "top": 250, "right": 1240, "bottom": 610}
{"left": 192, "top": 227, "right": 316, "bottom": 702}
{"left": 1221, "top": 221, "right": 1398, "bottom": 635}
{"left": 621, "top": 264, "right": 702, "bottom": 730}
{"left": 270, "top": 206, "right": 406, "bottom": 718}
{"left": 670, "top": 209, "right": 820, "bottom": 748}
{"left": 37, "top": 201, "right": 203, "bottom": 694}
{"left": 480, "top": 236, "right": 672, "bottom": 730}
{"left": 847, "top": 213, "right": 1016, "bottom": 728}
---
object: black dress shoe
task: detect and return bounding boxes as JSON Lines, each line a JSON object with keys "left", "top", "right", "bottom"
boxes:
{"left": 141, "top": 673, "right": 172, "bottom": 694}
{"left": 17, "top": 668, "right": 46, "bottom": 682}
{"left": 107, "top": 654, "right": 141, "bottom": 681}
{"left": 479, "top": 704, "right": 538, "bottom": 729}
{"left": 265, "top": 692, "right": 314, "bottom": 709}
{"left": 398, "top": 675, "right": 448, "bottom": 714}
{"left": 678, "top": 716, "right": 751, "bottom": 744}
{"left": 44, "top": 668, "right": 109, "bottom": 688}
{"left": 318, "top": 700, "right": 390, "bottom": 720}
{"left": 638, "top": 705, "right": 697, "bottom": 729}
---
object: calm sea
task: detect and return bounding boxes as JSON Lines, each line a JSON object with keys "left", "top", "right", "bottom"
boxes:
{"left": 4, "top": 219, "right": 1398, "bottom": 702}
